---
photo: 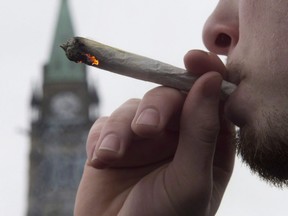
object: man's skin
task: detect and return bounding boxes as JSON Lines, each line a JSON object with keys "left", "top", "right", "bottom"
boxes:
{"left": 75, "top": 0, "right": 288, "bottom": 215}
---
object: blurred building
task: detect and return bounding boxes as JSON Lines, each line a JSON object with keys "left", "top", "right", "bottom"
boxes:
{"left": 27, "top": 0, "right": 99, "bottom": 215}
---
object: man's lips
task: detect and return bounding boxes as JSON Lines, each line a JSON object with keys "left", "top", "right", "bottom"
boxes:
{"left": 226, "top": 70, "right": 242, "bottom": 86}
{"left": 225, "top": 58, "right": 244, "bottom": 86}
{"left": 223, "top": 78, "right": 250, "bottom": 127}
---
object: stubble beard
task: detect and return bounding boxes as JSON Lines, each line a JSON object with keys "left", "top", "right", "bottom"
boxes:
{"left": 236, "top": 102, "right": 288, "bottom": 187}
{"left": 226, "top": 61, "right": 288, "bottom": 187}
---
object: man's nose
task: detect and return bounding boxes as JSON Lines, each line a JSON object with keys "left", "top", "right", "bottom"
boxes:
{"left": 202, "top": 2, "right": 239, "bottom": 56}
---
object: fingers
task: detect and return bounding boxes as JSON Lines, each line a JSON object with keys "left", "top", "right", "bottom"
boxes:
{"left": 210, "top": 116, "right": 236, "bottom": 213}
{"left": 88, "top": 99, "right": 140, "bottom": 168}
{"left": 185, "top": 50, "right": 235, "bottom": 179}
{"left": 131, "top": 50, "right": 226, "bottom": 138}
{"left": 164, "top": 72, "right": 224, "bottom": 214}
{"left": 213, "top": 115, "right": 236, "bottom": 179}
{"left": 79, "top": 50, "right": 235, "bottom": 215}
{"left": 87, "top": 88, "right": 186, "bottom": 168}
{"left": 132, "top": 86, "right": 185, "bottom": 137}
{"left": 176, "top": 72, "right": 222, "bottom": 176}
{"left": 184, "top": 50, "right": 228, "bottom": 78}
{"left": 86, "top": 116, "right": 109, "bottom": 162}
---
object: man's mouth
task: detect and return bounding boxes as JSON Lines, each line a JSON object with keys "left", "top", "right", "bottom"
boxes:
{"left": 225, "top": 58, "right": 245, "bottom": 86}
{"left": 227, "top": 71, "right": 242, "bottom": 86}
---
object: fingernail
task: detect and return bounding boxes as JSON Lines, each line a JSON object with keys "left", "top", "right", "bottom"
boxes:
{"left": 98, "top": 134, "right": 121, "bottom": 153}
{"left": 91, "top": 153, "right": 98, "bottom": 162}
{"left": 136, "top": 108, "right": 160, "bottom": 127}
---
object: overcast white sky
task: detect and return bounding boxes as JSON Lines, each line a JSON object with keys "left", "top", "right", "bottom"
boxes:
{"left": 1, "top": 0, "right": 287, "bottom": 215}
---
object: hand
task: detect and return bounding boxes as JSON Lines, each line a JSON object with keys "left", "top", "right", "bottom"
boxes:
{"left": 74, "top": 50, "right": 236, "bottom": 216}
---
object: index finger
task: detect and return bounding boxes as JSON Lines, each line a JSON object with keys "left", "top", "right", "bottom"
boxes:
{"left": 184, "top": 50, "right": 227, "bottom": 78}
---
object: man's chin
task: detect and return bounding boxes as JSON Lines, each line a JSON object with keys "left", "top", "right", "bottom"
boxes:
{"left": 237, "top": 125, "right": 288, "bottom": 187}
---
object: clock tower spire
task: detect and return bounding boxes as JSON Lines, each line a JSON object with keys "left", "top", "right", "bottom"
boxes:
{"left": 28, "top": 0, "right": 99, "bottom": 215}
{"left": 45, "top": 0, "right": 86, "bottom": 83}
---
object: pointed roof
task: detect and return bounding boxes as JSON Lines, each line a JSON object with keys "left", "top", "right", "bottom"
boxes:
{"left": 44, "top": 0, "right": 86, "bottom": 83}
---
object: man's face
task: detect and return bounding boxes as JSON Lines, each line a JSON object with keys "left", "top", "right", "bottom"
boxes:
{"left": 203, "top": 0, "right": 288, "bottom": 186}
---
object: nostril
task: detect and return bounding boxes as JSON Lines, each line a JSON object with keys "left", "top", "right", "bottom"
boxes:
{"left": 215, "top": 33, "right": 231, "bottom": 48}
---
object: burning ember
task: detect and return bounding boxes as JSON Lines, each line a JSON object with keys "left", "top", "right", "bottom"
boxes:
{"left": 85, "top": 53, "right": 99, "bottom": 65}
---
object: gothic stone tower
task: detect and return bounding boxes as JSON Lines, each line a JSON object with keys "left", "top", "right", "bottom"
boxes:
{"left": 27, "top": 0, "right": 99, "bottom": 215}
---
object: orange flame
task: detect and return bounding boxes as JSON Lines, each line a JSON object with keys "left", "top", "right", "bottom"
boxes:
{"left": 85, "top": 54, "right": 99, "bottom": 66}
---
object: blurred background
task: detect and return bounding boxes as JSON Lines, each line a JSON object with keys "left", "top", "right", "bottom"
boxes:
{"left": 1, "top": 0, "right": 287, "bottom": 215}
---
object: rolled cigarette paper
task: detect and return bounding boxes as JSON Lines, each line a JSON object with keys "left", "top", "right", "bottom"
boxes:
{"left": 61, "top": 37, "right": 236, "bottom": 100}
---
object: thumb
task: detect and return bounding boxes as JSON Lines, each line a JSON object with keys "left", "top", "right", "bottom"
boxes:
{"left": 172, "top": 71, "right": 222, "bottom": 186}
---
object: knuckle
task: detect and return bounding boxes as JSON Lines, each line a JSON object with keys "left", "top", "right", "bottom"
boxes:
{"left": 90, "top": 117, "right": 108, "bottom": 134}
{"left": 144, "top": 86, "right": 182, "bottom": 99}
{"left": 196, "top": 121, "right": 220, "bottom": 144}
{"left": 187, "top": 117, "right": 220, "bottom": 144}
{"left": 111, "top": 99, "right": 139, "bottom": 117}
{"left": 86, "top": 117, "right": 109, "bottom": 157}
{"left": 125, "top": 98, "right": 141, "bottom": 106}
{"left": 197, "top": 127, "right": 219, "bottom": 144}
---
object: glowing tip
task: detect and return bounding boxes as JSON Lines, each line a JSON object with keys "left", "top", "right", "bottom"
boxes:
{"left": 85, "top": 54, "right": 99, "bottom": 66}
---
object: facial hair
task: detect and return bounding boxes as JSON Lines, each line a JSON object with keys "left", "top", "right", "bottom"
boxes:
{"left": 226, "top": 60, "right": 288, "bottom": 187}
{"left": 236, "top": 105, "right": 288, "bottom": 187}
